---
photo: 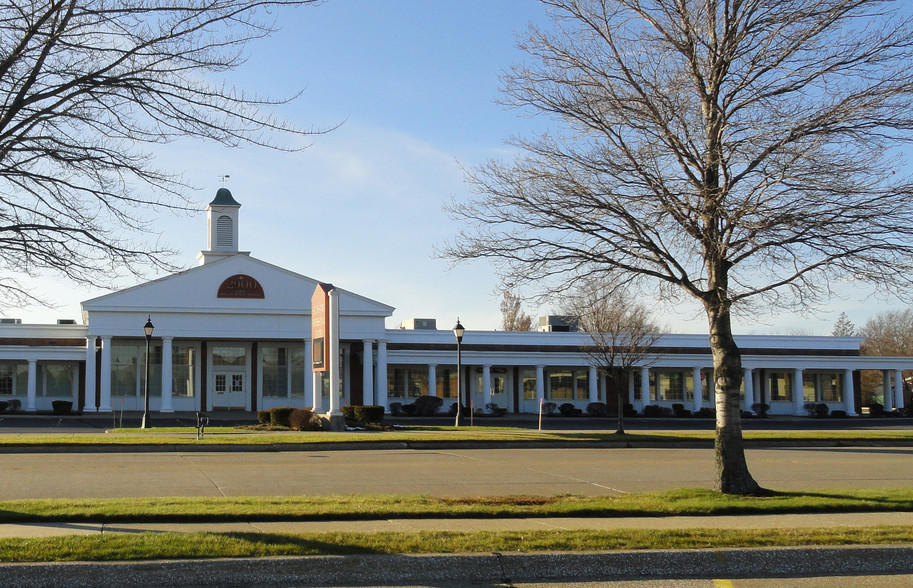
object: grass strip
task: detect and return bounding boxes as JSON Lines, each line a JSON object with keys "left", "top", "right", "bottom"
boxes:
{"left": 0, "top": 526, "right": 911, "bottom": 562}
{"left": 0, "top": 427, "right": 911, "bottom": 446}
{"left": 3, "top": 488, "right": 913, "bottom": 524}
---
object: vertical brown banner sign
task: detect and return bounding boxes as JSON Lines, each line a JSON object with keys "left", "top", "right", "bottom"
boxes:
{"left": 311, "top": 283, "right": 333, "bottom": 372}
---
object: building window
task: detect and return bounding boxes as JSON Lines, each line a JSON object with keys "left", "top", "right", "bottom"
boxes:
{"left": 262, "top": 345, "right": 304, "bottom": 398}
{"left": 213, "top": 346, "right": 245, "bottom": 367}
{"left": 803, "top": 374, "right": 817, "bottom": 402}
{"left": 111, "top": 342, "right": 162, "bottom": 397}
{"left": 656, "top": 371, "right": 685, "bottom": 401}
{"left": 549, "top": 369, "right": 588, "bottom": 400}
{"left": 521, "top": 368, "right": 537, "bottom": 400}
{"left": 823, "top": 374, "right": 842, "bottom": 402}
{"left": 172, "top": 344, "right": 196, "bottom": 398}
{"left": 38, "top": 363, "right": 74, "bottom": 397}
{"left": 0, "top": 362, "right": 26, "bottom": 396}
{"left": 768, "top": 372, "right": 791, "bottom": 401}
{"left": 434, "top": 367, "right": 458, "bottom": 398}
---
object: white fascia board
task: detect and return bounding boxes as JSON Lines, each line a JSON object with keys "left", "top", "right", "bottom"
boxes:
{"left": 0, "top": 324, "right": 88, "bottom": 339}
{"left": 0, "top": 346, "right": 86, "bottom": 361}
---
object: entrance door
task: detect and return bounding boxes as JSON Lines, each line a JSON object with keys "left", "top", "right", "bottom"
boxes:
{"left": 213, "top": 372, "right": 246, "bottom": 409}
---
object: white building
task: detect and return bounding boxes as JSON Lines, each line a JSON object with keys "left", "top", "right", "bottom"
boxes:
{"left": 0, "top": 189, "right": 909, "bottom": 417}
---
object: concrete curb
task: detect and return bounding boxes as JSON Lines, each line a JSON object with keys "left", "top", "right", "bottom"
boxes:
{"left": 0, "top": 545, "right": 911, "bottom": 587}
{"left": 0, "top": 437, "right": 912, "bottom": 453}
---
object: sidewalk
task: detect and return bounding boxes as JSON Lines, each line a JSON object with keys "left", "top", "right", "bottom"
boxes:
{"left": 2, "top": 510, "right": 912, "bottom": 538}
{"left": 1, "top": 514, "right": 912, "bottom": 587}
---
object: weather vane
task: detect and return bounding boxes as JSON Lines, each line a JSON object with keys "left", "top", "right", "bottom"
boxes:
{"left": 219, "top": 174, "right": 230, "bottom": 185}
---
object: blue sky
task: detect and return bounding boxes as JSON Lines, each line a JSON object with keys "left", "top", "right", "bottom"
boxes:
{"left": 13, "top": 0, "right": 901, "bottom": 335}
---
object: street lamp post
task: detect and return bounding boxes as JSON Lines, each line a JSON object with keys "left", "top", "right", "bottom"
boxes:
{"left": 140, "top": 316, "right": 154, "bottom": 429}
{"left": 453, "top": 318, "right": 464, "bottom": 427}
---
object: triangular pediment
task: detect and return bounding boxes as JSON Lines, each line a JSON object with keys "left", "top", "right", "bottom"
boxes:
{"left": 81, "top": 255, "right": 394, "bottom": 339}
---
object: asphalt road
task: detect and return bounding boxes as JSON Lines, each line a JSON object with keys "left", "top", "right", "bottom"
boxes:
{"left": 2, "top": 446, "right": 911, "bottom": 499}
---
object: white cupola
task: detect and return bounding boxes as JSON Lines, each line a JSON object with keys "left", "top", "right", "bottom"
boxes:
{"left": 197, "top": 187, "right": 250, "bottom": 265}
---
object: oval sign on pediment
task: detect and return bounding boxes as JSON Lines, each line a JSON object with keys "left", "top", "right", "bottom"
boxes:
{"left": 217, "top": 274, "right": 265, "bottom": 299}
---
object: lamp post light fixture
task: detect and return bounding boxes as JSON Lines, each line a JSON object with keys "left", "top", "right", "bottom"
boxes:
{"left": 140, "top": 315, "right": 154, "bottom": 429}
{"left": 453, "top": 318, "right": 464, "bottom": 427}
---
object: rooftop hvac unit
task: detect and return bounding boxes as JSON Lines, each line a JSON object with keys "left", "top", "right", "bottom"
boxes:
{"left": 400, "top": 318, "right": 437, "bottom": 330}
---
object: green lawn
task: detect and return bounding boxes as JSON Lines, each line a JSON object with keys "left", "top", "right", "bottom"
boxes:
{"left": 1, "top": 526, "right": 911, "bottom": 562}
{"left": 3, "top": 489, "right": 913, "bottom": 562}
{"left": 0, "top": 425, "right": 911, "bottom": 446}
{"left": 2, "top": 488, "right": 913, "bottom": 523}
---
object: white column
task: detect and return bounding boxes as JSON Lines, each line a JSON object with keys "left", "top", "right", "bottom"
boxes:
{"left": 588, "top": 366, "right": 598, "bottom": 403}
{"left": 427, "top": 363, "right": 437, "bottom": 401}
{"left": 639, "top": 367, "right": 650, "bottom": 411}
{"left": 481, "top": 364, "right": 492, "bottom": 409}
{"left": 304, "top": 338, "right": 313, "bottom": 407}
{"left": 882, "top": 370, "right": 894, "bottom": 412}
{"left": 26, "top": 359, "right": 37, "bottom": 412}
{"left": 692, "top": 367, "right": 702, "bottom": 413}
{"left": 342, "top": 344, "right": 351, "bottom": 406}
{"left": 743, "top": 368, "right": 754, "bottom": 410}
{"left": 535, "top": 365, "right": 545, "bottom": 404}
{"left": 312, "top": 372, "right": 323, "bottom": 412}
{"left": 99, "top": 336, "right": 112, "bottom": 412}
{"left": 844, "top": 369, "right": 857, "bottom": 416}
{"left": 896, "top": 369, "right": 906, "bottom": 411}
{"left": 85, "top": 336, "right": 97, "bottom": 412}
{"left": 328, "top": 289, "right": 341, "bottom": 415}
{"left": 363, "top": 340, "right": 374, "bottom": 406}
{"left": 376, "top": 340, "right": 388, "bottom": 410}
{"left": 793, "top": 368, "right": 805, "bottom": 415}
{"left": 160, "top": 336, "right": 174, "bottom": 413}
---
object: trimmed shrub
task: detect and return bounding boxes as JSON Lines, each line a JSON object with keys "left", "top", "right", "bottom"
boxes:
{"left": 389, "top": 402, "right": 403, "bottom": 416}
{"left": 401, "top": 403, "right": 417, "bottom": 416}
{"left": 52, "top": 400, "right": 73, "bottom": 414}
{"left": 642, "top": 404, "right": 664, "bottom": 418}
{"left": 814, "top": 403, "right": 829, "bottom": 418}
{"left": 485, "top": 402, "right": 508, "bottom": 416}
{"left": 257, "top": 410, "right": 271, "bottom": 425}
{"left": 269, "top": 407, "right": 295, "bottom": 428}
{"left": 751, "top": 403, "right": 769, "bottom": 418}
{"left": 558, "top": 402, "right": 582, "bottom": 417}
{"left": 447, "top": 402, "right": 469, "bottom": 416}
{"left": 542, "top": 402, "right": 557, "bottom": 416}
{"left": 696, "top": 407, "right": 716, "bottom": 418}
{"left": 585, "top": 402, "right": 608, "bottom": 417}
{"left": 289, "top": 408, "right": 323, "bottom": 431}
{"left": 0, "top": 401, "right": 7, "bottom": 413}
{"left": 831, "top": 409, "right": 847, "bottom": 418}
{"left": 413, "top": 395, "right": 443, "bottom": 416}
{"left": 342, "top": 405, "right": 385, "bottom": 426}
{"left": 623, "top": 403, "right": 637, "bottom": 417}
{"left": 868, "top": 402, "right": 884, "bottom": 417}
{"left": 672, "top": 403, "right": 690, "bottom": 417}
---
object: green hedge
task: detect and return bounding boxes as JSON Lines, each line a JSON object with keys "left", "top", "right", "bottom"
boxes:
{"left": 341, "top": 405, "right": 385, "bottom": 425}
{"left": 269, "top": 407, "right": 295, "bottom": 428}
{"left": 257, "top": 410, "right": 271, "bottom": 425}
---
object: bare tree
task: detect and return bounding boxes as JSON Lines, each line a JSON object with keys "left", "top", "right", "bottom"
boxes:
{"left": 0, "top": 0, "right": 322, "bottom": 308}
{"left": 500, "top": 290, "right": 533, "bottom": 331}
{"left": 560, "top": 280, "right": 663, "bottom": 434}
{"left": 832, "top": 313, "right": 858, "bottom": 337}
{"left": 445, "top": 0, "right": 913, "bottom": 494}
{"left": 859, "top": 308, "right": 913, "bottom": 406}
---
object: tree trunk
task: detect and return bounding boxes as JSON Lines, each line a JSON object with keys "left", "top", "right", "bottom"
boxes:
{"left": 615, "top": 368, "right": 626, "bottom": 435}
{"left": 707, "top": 302, "right": 764, "bottom": 495}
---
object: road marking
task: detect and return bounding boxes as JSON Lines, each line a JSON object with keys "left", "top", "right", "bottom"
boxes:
{"left": 714, "top": 580, "right": 734, "bottom": 588}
